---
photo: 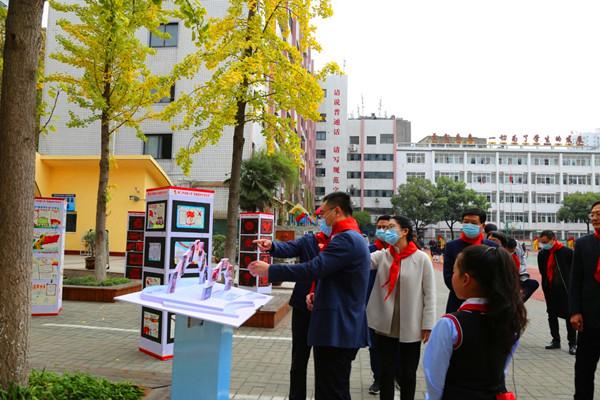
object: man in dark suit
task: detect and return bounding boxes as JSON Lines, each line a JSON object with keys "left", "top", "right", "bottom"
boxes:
{"left": 538, "top": 230, "right": 575, "bottom": 354}
{"left": 570, "top": 200, "right": 600, "bottom": 399}
{"left": 443, "top": 208, "right": 498, "bottom": 313}
{"left": 249, "top": 192, "right": 370, "bottom": 400}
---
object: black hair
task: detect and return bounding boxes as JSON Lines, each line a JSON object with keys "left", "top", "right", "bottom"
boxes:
{"left": 323, "top": 192, "right": 353, "bottom": 216}
{"left": 390, "top": 215, "right": 414, "bottom": 243}
{"left": 591, "top": 200, "right": 600, "bottom": 211}
{"left": 484, "top": 223, "right": 498, "bottom": 235}
{"left": 489, "top": 231, "right": 507, "bottom": 247}
{"left": 540, "top": 230, "right": 555, "bottom": 240}
{"left": 506, "top": 238, "right": 518, "bottom": 250}
{"left": 456, "top": 245, "right": 527, "bottom": 358}
{"left": 376, "top": 215, "right": 391, "bottom": 222}
{"left": 462, "top": 208, "right": 487, "bottom": 224}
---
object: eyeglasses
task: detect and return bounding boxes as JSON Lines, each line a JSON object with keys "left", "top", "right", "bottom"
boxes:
{"left": 589, "top": 212, "right": 600, "bottom": 219}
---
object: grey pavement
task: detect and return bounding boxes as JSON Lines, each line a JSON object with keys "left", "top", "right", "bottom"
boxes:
{"left": 29, "top": 254, "right": 600, "bottom": 399}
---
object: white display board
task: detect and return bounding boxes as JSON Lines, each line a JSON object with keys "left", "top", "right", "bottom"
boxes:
{"left": 32, "top": 197, "right": 67, "bottom": 316}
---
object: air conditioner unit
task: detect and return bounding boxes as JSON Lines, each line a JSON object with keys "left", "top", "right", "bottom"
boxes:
{"left": 348, "top": 144, "right": 358, "bottom": 153}
{"left": 315, "top": 196, "right": 322, "bottom": 201}
{"left": 315, "top": 160, "right": 323, "bottom": 166}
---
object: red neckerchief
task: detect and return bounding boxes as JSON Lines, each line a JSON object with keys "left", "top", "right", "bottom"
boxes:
{"left": 309, "top": 217, "right": 362, "bottom": 294}
{"left": 511, "top": 253, "right": 520, "bottom": 271}
{"left": 373, "top": 239, "right": 388, "bottom": 250}
{"left": 459, "top": 232, "right": 484, "bottom": 245}
{"left": 546, "top": 241, "right": 564, "bottom": 285}
{"left": 594, "top": 230, "right": 600, "bottom": 283}
{"left": 458, "top": 302, "right": 489, "bottom": 313}
{"left": 381, "top": 241, "right": 418, "bottom": 301}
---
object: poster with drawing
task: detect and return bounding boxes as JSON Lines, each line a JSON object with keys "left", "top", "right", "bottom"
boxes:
{"left": 141, "top": 307, "right": 162, "bottom": 343}
{"left": 33, "top": 256, "right": 59, "bottom": 280}
{"left": 146, "top": 201, "right": 166, "bottom": 231}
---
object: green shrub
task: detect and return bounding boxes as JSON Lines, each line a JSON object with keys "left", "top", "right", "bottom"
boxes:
{"left": 63, "top": 276, "right": 131, "bottom": 287}
{"left": 0, "top": 370, "right": 144, "bottom": 399}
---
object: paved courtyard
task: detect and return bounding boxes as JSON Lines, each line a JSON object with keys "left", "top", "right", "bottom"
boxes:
{"left": 28, "top": 254, "right": 600, "bottom": 399}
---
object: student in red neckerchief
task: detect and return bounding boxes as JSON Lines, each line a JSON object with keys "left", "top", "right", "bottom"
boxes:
{"left": 249, "top": 192, "right": 370, "bottom": 400}
{"left": 366, "top": 215, "right": 391, "bottom": 395}
{"left": 505, "top": 238, "right": 539, "bottom": 303}
{"left": 570, "top": 200, "right": 600, "bottom": 399}
{"left": 538, "top": 230, "right": 576, "bottom": 354}
{"left": 443, "top": 208, "right": 498, "bottom": 313}
{"left": 424, "top": 245, "right": 527, "bottom": 400}
{"left": 367, "top": 216, "right": 436, "bottom": 400}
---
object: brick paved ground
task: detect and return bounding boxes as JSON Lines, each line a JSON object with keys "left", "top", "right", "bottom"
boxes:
{"left": 28, "top": 254, "right": 600, "bottom": 399}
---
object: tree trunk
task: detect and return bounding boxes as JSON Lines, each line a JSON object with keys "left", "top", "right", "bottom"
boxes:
{"left": 224, "top": 100, "right": 247, "bottom": 262}
{"left": 586, "top": 221, "right": 590, "bottom": 234}
{"left": 94, "top": 108, "right": 110, "bottom": 281}
{"left": 0, "top": 0, "right": 45, "bottom": 388}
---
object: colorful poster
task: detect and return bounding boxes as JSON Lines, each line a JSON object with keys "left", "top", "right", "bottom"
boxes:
{"left": 31, "top": 282, "right": 58, "bottom": 306}
{"left": 141, "top": 307, "right": 162, "bottom": 343}
{"left": 148, "top": 243, "right": 162, "bottom": 262}
{"left": 32, "top": 232, "right": 60, "bottom": 253}
{"left": 33, "top": 207, "right": 62, "bottom": 229}
{"left": 32, "top": 256, "right": 59, "bottom": 280}
{"left": 146, "top": 202, "right": 166, "bottom": 230}
{"left": 176, "top": 205, "right": 204, "bottom": 229}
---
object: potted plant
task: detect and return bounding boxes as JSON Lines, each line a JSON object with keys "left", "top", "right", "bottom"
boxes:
{"left": 82, "top": 229, "right": 96, "bottom": 270}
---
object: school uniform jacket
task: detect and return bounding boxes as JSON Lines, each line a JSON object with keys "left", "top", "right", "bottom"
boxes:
{"left": 537, "top": 246, "right": 573, "bottom": 319}
{"left": 268, "top": 230, "right": 371, "bottom": 349}
{"left": 569, "top": 233, "right": 600, "bottom": 329}
{"left": 367, "top": 248, "right": 436, "bottom": 342}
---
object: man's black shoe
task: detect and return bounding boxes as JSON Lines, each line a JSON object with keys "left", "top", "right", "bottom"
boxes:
{"left": 569, "top": 345, "right": 577, "bottom": 355}
{"left": 368, "top": 381, "right": 380, "bottom": 395}
{"left": 545, "top": 341, "right": 560, "bottom": 349}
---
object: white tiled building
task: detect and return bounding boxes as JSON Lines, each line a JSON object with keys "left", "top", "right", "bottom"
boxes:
{"left": 314, "top": 75, "right": 411, "bottom": 216}
{"left": 397, "top": 143, "right": 600, "bottom": 240}
{"left": 40, "top": 0, "right": 316, "bottom": 228}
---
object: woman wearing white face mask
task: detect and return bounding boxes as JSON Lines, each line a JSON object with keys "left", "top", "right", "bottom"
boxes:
{"left": 367, "top": 216, "right": 436, "bottom": 400}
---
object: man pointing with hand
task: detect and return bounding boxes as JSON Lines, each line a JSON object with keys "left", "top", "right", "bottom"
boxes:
{"left": 249, "top": 192, "right": 370, "bottom": 400}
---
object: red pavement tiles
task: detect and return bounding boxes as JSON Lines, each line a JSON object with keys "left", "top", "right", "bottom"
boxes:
{"left": 431, "top": 260, "right": 545, "bottom": 302}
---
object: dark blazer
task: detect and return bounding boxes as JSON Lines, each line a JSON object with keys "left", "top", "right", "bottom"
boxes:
{"left": 570, "top": 234, "right": 600, "bottom": 329}
{"left": 537, "top": 246, "right": 573, "bottom": 318}
{"left": 443, "top": 238, "right": 498, "bottom": 313}
{"left": 269, "top": 230, "right": 371, "bottom": 349}
{"left": 270, "top": 233, "right": 320, "bottom": 311}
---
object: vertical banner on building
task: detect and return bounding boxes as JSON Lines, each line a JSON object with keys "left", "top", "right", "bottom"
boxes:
{"left": 32, "top": 197, "right": 67, "bottom": 316}
{"left": 238, "top": 212, "right": 274, "bottom": 294}
{"left": 139, "top": 186, "right": 214, "bottom": 360}
{"left": 125, "top": 211, "right": 145, "bottom": 280}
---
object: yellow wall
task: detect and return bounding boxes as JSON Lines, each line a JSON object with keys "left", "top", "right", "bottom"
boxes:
{"left": 35, "top": 155, "right": 171, "bottom": 254}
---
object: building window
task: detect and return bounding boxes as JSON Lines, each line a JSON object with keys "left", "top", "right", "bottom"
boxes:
{"left": 563, "top": 156, "right": 591, "bottom": 166}
{"left": 434, "top": 153, "right": 463, "bottom": 164}
{"left": 380, "top": 134, "right": 393, "bottom": 144}
{"left": 505, "top": 212, "right": 528, "bottom": 223}
{"left": 499, "top": 154, "right": 527, "bottom": 165}
{"left": 533, "top": 155, "right": 558, "bottom": 166}
{"left": 501, "top": 173, "right": 527, "bottom": 184}
{"left": 316, "top": 168, "right": 326, "bottom": 177}
{"left": 535, "top": 174, "right": 557, "bottom": 185}
{"left": 349, "top": 187, "right": 361, "bottom": 196}
{"left": 364, "top": 154, "right": 393, "bottom": 161}
{"left": 364, "top": 171, "right": 393, "bottom": 179}
{"left": 66, "top": 213, "right": 77, "bottom": 233}
{"left": 319, "top": 113, "right": 327, "bottom": 122}
{"left": 435, "top": 171, "right": 463, "bottom": 182}
{"left": 149, "top": 23, "right": 179, "bottom": 48}
{"left": 363, "top": 189, "right": 394, "bottom": 197}
{"left": 563, "top": 174, "right": 591, "bottom": 185}
{"left": 316, "top": 131, "right": 326, "bottom": 140}
{"left": 470, "top": 173, "right": 493, "bottom": 184}
{"left": 316, "top": 149, "right": 326, "bottom": 159}
{"left": 144, "top": 134, "right": 172, "bottom": 159}
{"left": 407, "top": 172, "right": 426, "bottom": 180}
{"left": 406, "top": 153, "right": 425, "bottom": 164}
{"left": 322, "top": 89, "right": 327, "bottom": 98}
{"left": 367, "top": 136, "right": 377, "bottom": 145}
{"left": 315, "top": 186, "right": 326, "bottom": 196}
{"left": 535, "top": 193, "right": 557, "bottom": 204}
{"left": 502, "top": 193, "right": 526, "bottom": 203}
{"left": 469, "top": 153, "right": 494, "bottom": 165}
{"left": 349, "top": 136, "right": 359, "bottom": 144}
{"left": 153, "top": 84, "right": 175, "bottom": 103}
{"left": 347, "top": 171, "right": 361, "bottom": 179}
{"left": 347, "top": 154, "right": 361, "bottom": 161}
{"left": 479, "top": 192, "right": 497, "bottom": 203}
{"left": 535, "top": 213, "right": 556, "bottom": 223}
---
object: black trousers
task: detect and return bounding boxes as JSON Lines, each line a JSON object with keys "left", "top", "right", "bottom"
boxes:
{"left": 368, "top": 328, "right": 380, "bottom": 381}
{"left": 289, "top": 308, "right": 312, "bottom": 400}
{"left": 313, "top": 346, "right": 358, "bottom": 400}
{"left": 548, "top": 312, "right": 576, "bottom": 346}
{"left": 574, "top": 325, "right": 600, "bottom": 399}
{"left": 375, "top": 333, "right": 421, "bottom": 400}
{"left": 520, "top": 279, "right": 539, "bottom": 302}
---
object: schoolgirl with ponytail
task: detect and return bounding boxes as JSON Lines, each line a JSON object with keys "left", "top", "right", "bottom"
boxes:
{"left": 424, "top": 245, "right": 528, "bottom": 400}
{"left": 367, "top": 215, "right": 436, "bottom": 400}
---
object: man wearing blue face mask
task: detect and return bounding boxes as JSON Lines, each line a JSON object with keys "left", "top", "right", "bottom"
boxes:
{"left": 443, "top": 208, "right": 498, "bottom": 313}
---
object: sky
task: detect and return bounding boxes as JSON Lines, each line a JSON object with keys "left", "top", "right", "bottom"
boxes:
{"left": 313, "top": 0, "right": 600, "bottom": 141}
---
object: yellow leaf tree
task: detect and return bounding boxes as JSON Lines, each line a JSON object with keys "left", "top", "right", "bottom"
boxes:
{"left": 168, "top": 0, "right": 339, "bottom": 261}
{"left": 47, "top": 0, "right": 204, "bottom": 280}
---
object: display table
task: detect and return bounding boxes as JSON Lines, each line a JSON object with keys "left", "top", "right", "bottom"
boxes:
{"left": 116, "top": 279, "right": 271, "bottom": 399}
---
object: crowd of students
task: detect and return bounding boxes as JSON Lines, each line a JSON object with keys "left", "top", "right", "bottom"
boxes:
{"left": 246, "top": 192, "right": 600, "bottom": 400}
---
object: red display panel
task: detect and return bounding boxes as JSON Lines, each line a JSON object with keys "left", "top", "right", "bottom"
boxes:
{"left": 240, "top": 236, "right": 258, "bottom": 252}
{"left": 241, "top": 218, "right": 258, "bottom": 234}
{"left": 260, "top": 219, "right": 273, "bottom": 234}
{"left": 238, "top": 269, "right": 255, "bottom": 286}
{"left": 239, "top": 252, "right": 257, "bottom": 268}
{"left": 127, "top": 252, "right": 143, "bottom": 266}
{"left": 127, "top": 231, "right": 144, "bottom": 241}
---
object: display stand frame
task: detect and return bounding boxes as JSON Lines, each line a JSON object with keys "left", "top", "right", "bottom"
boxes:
{"left": 238, "top": 212, "right": 274, "bottom": 294}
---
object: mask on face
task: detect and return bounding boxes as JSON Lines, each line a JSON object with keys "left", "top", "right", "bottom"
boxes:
{"left": 461, "top": 223, "right": 481, "bottom": 238}
{"left": 383, "top": 229, "right": 400, "bottom": 245}
{"left": 375, "top": 229, "right": 386, "bottom": 240}
{"left": 541, "top": 242, "right": 553, "bottom": 250}
{"left": 319, "top": 218, "right": 332, "bottom": 236}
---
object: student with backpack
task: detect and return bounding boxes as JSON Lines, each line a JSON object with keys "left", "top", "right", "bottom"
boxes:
{"left": 424, "top": 245, "right": 528, "bottom": 399}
